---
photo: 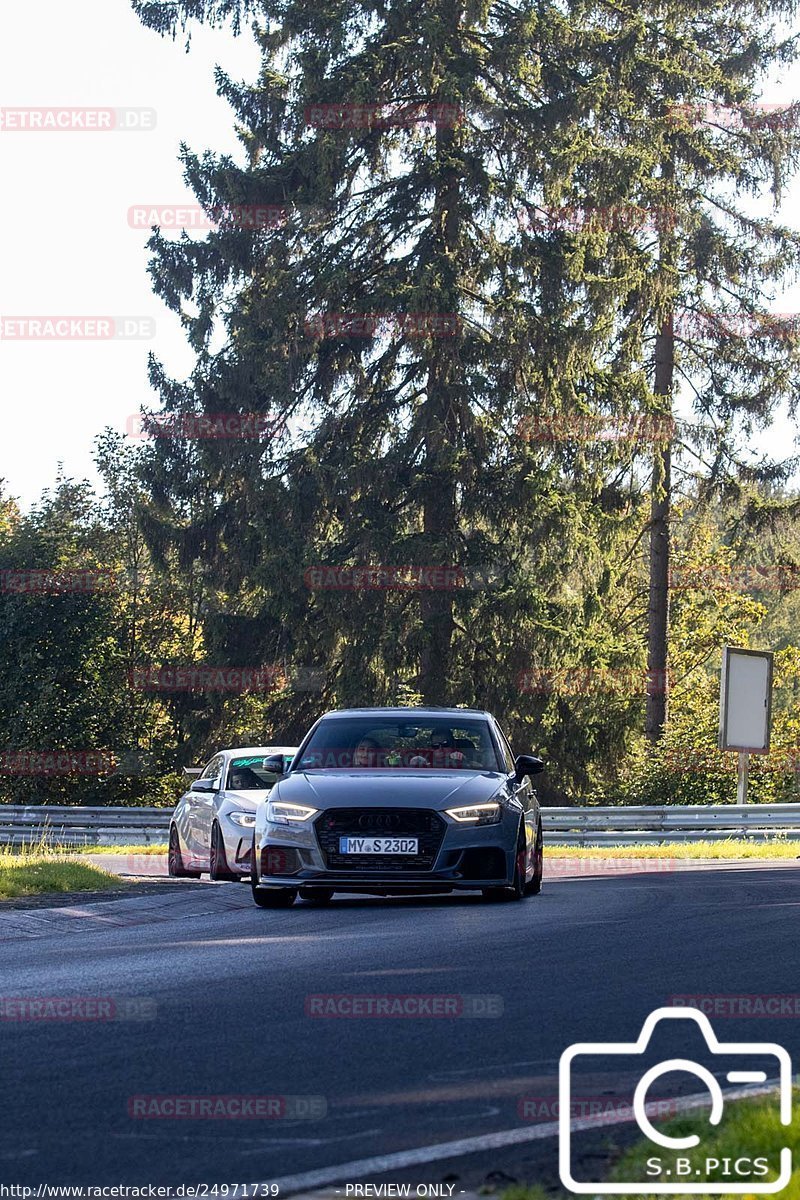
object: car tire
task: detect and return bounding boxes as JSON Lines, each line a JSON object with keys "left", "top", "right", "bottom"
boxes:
{"left": 210, "top": 821, "right": 239, "bottom": 882}
{"left": 168, "top": 826, "right": 202, "bottom": 879}
{"left": 298, "top": 887, "right": 334, "bottom": 905}
{"left": 525, "top": 820, "right": 543, "bottom": 896}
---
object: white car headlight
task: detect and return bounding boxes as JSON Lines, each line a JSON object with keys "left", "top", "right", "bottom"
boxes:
{"left": 267, "top": 801, "right": 318, "bottom": 825}
{"left": 445, "top": 802, "right": 502, "bottom": 825}
{"left": 228, "top": 811, "right": 257, "bottom": 827}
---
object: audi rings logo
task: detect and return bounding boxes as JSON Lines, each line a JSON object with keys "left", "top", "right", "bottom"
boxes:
{"left": 358, "top": 812, "right": 403, "bottom": 830}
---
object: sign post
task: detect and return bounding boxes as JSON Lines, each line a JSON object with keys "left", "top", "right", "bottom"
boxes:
{"left": 718, "top": 647, "right": 773, "bottom": 805}
{"left": 736, "top": 751, "right": 749, "bottom": 806}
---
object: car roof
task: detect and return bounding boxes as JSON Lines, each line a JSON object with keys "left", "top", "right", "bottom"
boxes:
{"left": 224, "top": 746, "right": 298, "bottom": 757}
{"left": 317, "top": 708, "right": 491, "bottom": 720}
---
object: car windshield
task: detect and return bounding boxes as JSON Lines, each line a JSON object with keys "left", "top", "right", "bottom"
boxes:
{"left": 226, "top": 755, "right": 282, "bottom": 790}
{"left": 296, "top": 717, "right": 503, "bottom": 771}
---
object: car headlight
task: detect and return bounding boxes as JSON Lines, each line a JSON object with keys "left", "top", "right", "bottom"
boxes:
{"left": 228, "top": 811, "right": 256, "bottom": 827}
{"left": 267, "top": 800, "right": 318, "bottom": 825}
{"left": 445, "top": 802, "right": 502, "bottom": 825}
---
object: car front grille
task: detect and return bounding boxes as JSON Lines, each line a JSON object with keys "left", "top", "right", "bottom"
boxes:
{"left": 314, "top": 807, "right": 446, "bottom": 872}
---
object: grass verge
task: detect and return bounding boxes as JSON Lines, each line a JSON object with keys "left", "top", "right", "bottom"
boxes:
{"left": 502, "top": 1091, "right": 799, "bottom": 1199}
{"left": 547, "top": 839, "right": 800, "bottom": 859}
{"left": 72, "top": 843, "right": 168, "bottom": 856}
{"left": 0, "top": 848, "right": 118, "bottom": 899}
{"left": 607, "top": 1090, "right": 799, "bottom": 1198}
{"left": 66, "top": 839, "right": 800, "bottom": 861}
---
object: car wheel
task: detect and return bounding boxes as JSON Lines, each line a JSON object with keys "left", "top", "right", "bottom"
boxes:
{"left": 298, "top": 887, "right": 334, "bottom": 905}
{"left": 210, "top": 821, "right": 238, "bottom": 882}
{"left": 168, "top": 826, "right": 201, "bottom": 879}
{"left": 509, "top": 826, "right": 528, "bottom": 900}
{"left": 525, "top": 820, "right": 543, "bottom": 896}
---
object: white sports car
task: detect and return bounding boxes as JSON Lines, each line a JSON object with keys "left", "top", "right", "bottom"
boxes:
{"left": 168, "top": 746, "right": 298, "bottom": 880}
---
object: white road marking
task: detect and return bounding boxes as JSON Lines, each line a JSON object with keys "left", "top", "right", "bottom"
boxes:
{"left": 261, "top": 1079, "right": 784, "bottom": 1196}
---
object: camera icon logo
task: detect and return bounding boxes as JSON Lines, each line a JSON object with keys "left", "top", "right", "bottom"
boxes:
{"left": 559, "top": 1007, "right": 792, "bottom": 1193}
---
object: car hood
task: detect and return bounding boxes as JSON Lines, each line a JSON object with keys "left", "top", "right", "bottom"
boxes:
{"left": 223, "top": 790, "right": 269, "bottom": 809}
{"left": 274, "top": 769, "right": 508, "bottom": 810}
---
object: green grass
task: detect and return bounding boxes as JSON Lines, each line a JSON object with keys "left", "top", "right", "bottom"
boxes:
{"left": 501, "top": 1092, "right": 799, "bottom": 1200}
{"left": 607, "top": 1090, "right": 800, "bottom": 1198}
{"left": 0, "top": 848, "right": 118, "bottom": 899}
{"left": 74, "top": 843, "right": 168, "bottom": 856}
{"left": 78, "top": 841, "right": 800, "bottom": 861}
{"left": 65, "top": 841, "right": 800, "bottom": 860}
{"left": 547, "top": 839, "right": 800, "bottom": 859}
{"left": 0, "top": 838, "right": 169, "bottom": 857}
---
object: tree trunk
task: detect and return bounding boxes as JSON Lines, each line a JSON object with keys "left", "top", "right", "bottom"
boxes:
{"left": 646, "top": 313, "right": 674, "bottom": 740}
{"left": 418, "top": 18, "right": 461, "bottom": 705}
{"left": 419, "top": 357, "right": 458, "bottom": 703}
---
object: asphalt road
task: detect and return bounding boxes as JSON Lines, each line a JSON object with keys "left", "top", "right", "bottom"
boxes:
{"left": 1, "top": 860, "right": 798, "bottom": 1190}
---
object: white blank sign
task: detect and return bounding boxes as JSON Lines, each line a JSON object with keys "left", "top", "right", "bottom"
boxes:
{"left": 718, "top": 647, "right": 773, "bottom": 753}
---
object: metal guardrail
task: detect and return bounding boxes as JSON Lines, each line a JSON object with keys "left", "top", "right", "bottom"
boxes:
{"left": 542, "top": 803, "right": 800, "bottom": 845}
{"left": 0, "top": 806, "right": 171, "bottom": 848}
{"left": 2, "top": 803, "right": 800, "bottom": 848}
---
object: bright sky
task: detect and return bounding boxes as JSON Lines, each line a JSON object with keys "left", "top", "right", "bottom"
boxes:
{"left": 0, "top": 0, "right": 260, "bottom": 509}
{"left": 1, "top": 0, "right": 798, "bottom": 510}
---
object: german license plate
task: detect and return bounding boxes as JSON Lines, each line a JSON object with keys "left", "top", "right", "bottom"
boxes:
{"left": 339, "top": 836, "right": 419, "bottom": 854}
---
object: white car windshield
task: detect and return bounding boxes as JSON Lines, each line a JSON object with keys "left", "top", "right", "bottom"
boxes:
{"left": 226, "top": 756, "right": 281, "bottom": 790}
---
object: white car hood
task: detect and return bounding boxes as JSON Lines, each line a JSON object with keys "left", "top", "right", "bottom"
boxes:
{"left": 223, "top": 790, "right": 269, "bottom": 809}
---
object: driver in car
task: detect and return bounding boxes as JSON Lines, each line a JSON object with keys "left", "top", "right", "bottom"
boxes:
{"left": 353, "top": 737, "right": 384, "bottom": 767}
{"left": 431, "top": 731, "right": 465, "bottom": 768}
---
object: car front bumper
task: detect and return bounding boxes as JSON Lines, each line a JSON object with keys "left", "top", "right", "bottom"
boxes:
{"left": 222, "top": 825, "right": 255, "bottom": 875}
{"left": 253, "top": 805, "right": 521, "bottom": 892}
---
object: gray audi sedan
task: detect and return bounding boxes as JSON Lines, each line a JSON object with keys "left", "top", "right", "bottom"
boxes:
{"left": 251, "top": 707, "right": 544, "bottom": 907}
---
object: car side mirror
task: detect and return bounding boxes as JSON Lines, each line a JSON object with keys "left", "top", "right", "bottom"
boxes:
{"left": 190, "top": 777, "right": 217, "bottom": 793}
{"left": 514, "top": 754, "right": 544, "bottom": 782}
{"left": 262, "top": 754, "right": 287, "bottom": 777}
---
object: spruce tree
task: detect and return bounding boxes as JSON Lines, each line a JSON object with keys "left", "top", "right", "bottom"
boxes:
{"left": 564, "top": 0, "right": 800, "bottom": 737}
{"left": 130, "top": 0, "right": 646, "bottom": 738}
